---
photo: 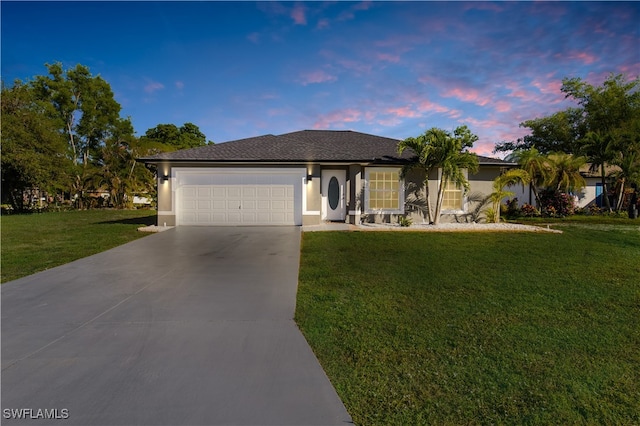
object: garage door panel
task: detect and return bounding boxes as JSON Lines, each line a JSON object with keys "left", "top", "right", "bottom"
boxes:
{"left": 197, "top": 200, "right": 212, "bottom": 210}
{"left": 182, "top": 187, "right": 197, "bottom": 197}
{"left": 227, "top": 187, "right": 241, "bottom": 197}
{"left": 177, "top": 170, "right": 303, "bottom": 225}
{"left": 256, "top": 187, "right": 270, "bottom": 197}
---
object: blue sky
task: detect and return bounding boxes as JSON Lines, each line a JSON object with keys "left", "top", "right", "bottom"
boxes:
{"left": 2, "top": 1, "right": 639, "bottom": 156}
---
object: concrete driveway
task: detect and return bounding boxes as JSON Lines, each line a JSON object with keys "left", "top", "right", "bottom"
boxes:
{"left": 2, "top": 227, "right": 352, "bottom": 425}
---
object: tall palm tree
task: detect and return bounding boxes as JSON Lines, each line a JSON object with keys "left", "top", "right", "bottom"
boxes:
{"left": 432, "top": 126, "right": 479, "bottom": 225}
{"left": 610, "top": 148, "right": 640, "bottom": 211}
{"left": 398, "top": 130, "right": 441, "bottom": 224}
{"left": 398, "top": 126, "right": 479, "bottom": 225}
{"left": 581, "top": 131, "right": 615, "bottom": 211}
{"left": 512, "top": 148, "right": 552, "bottom": 208}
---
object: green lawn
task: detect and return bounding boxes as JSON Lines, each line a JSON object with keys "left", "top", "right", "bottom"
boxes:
{"left": 296, "top": 225, "right": 640, "bottom": 425}
{"left": 1, "top": 209, "right": 155, "bottom": 283}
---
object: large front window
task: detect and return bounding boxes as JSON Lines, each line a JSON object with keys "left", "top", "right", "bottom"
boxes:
{"left": 365, "top": 168, "right": 403, "bottom": 213}
{"left": 442, "top": 179, "right": 463, "bottom": 210}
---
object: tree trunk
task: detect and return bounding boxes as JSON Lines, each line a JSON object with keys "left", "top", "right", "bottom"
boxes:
{"left": 531, "top": 184, "right": 542, "bottom": 209}
{"left": 424, "top": 178, "right": 434, "bottom": 224}
{"left": 616, "top": 178, "right": 626, "bottom": 212}
{"left": 601, "top": 164, "right": 612, "bottom": 212}
{"left": 433, "top": 177, "right": 447, "bottom": 225}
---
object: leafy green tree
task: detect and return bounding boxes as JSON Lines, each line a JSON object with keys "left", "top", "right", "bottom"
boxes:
{"left": 140, "top": 122, "right": 211, "bottom": 151}
{"left": 92, "top": 119, "right": 155, "bottom": 209}
{"left": 563, "top": 74, "right": 640, "bottom": 211}
{"left": 1, "top": 80, "right": 69, "bottom": 210}
{"left": 495, "top": 108, "right": 586, "bottom": 154}
{"left": 399, "top": 126, "right": 479, "bottom": 225}
{"left": 32, "top": 63, "right": 123, "bottom": 208}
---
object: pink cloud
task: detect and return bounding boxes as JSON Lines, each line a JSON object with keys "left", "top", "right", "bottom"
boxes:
{"left": 416, "top": 99, "right": 456, "bottom": 116}
{"left": 463, "top": 117, "right": 504, "bottom": 130}
{"left": 377, "top": 53, "right": 400, "bottom": 63}
{"left": 386, "top": 106, "right": 420, "bottom": 118}
{"left": 494, "top": 100, "right": 511, "bottom": 113}
{"left": 299, "top": 70, "right": 337, "bottom": 86}
{"left": 175, "top": 81, "right": 184, "bottom": 90}
{"left": 470, "top": 140, "right": 499, "bottom": 157}
{"left": 313, "top": 108, "right": 362, "bottom": 128}
{"left": 291, "top": 3, "right": 307, "bottom": 25}
{"left": 531, "top": 78, "right": 562, "bottom": 95}
{"left": 555, "top": 51, "right": 598, "bottom": 65}
{"left": 442, "top": 87, "right": 490, "bottom": 106}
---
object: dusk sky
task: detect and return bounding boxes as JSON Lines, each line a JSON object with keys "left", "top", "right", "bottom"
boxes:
{"left": 2, "top": 1, "right": 639, "bottom": 156}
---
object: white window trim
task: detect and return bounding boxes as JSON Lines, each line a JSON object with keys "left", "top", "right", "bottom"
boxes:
{"left": 364, "top": 167, "right": 405, "bottom": 214}
{"left": 437, "top": 168, "right": 468, "bottom": 214}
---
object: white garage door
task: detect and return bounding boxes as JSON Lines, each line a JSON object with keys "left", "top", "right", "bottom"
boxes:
{"left": 176, "top": 169, "right": 304, "bottom": 226}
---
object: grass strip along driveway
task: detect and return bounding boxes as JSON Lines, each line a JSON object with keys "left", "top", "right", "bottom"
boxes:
{"left": 295, "top": 225, "right": 640, "bottom": 425}
{"left": 1, "top": 210, "right": 155, "bottom": 283}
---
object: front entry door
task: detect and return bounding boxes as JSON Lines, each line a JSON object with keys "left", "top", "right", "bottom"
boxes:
{"left": 322, "top": 170, "right": 346, "bottom": 221}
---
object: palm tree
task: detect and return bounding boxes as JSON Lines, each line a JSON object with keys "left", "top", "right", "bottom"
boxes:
{"left": 610, "top": 148, "right": 640, "bottom": 211}
{"left": 398, "top": 130, "right": 441, "bottom": 224}
{"left": 511, "top": 148, "right": 552, "bottom": 208}
{"left": 488, "top": 169, "right": 531, "bottom": 223}
{"left": 398, "top": 126, "right": 479, "bottom": 225}
{"left": 545, "top": 152, "right": 587, "bottom": 194}
{"left": 581, "top": 131, "right": 615, "bottom": 211}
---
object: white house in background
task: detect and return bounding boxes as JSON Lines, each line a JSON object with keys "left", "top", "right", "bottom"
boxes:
{"left": 507, "top": 164, "right": 621, "bottom": 209}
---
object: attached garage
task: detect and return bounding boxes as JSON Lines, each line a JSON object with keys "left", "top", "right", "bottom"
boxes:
{"left": 175, "top": 168, "right": 305, "bottom": 226}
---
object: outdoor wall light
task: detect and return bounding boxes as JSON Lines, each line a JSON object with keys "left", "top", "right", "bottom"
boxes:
{"left": 162, "top": 174, "right": 170, "bottom": 183}
{"left": 306, "top": 174, "right": 313, "bottom": 182}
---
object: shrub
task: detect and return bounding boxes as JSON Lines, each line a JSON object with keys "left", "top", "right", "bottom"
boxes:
{"left": 520, "top": 203, "right": 539, "bottom": 217}
{"left": 398, "top": 216, "right": 413, "bottom": 227}
{"left": 539, "top": 190, "right": 575, "bottom": 217}
{"left": 504, "top": 198, "right": 520, "bottom": 219}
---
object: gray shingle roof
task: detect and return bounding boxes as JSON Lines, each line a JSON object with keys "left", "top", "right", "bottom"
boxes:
{"left": 138, "top": 129, "right": 513, "bottom": 165}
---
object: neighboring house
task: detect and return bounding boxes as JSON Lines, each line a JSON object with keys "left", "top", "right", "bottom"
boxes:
{"left": 508, "top": 164, "right": 622, "bottom": 209}
{"left": 138, "top": 130, "right": 515, "bottom": 226}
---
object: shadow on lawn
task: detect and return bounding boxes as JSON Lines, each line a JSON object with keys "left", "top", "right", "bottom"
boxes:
{"left": 98, "top": 214, "right": 156, "bottom": 226}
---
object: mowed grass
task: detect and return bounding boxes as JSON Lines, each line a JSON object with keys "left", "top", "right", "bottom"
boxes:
{"left": 296, "top": 226, "right": 640, "bottom": 425}
{"left": 1, "top": 209, "right": 155, "bottom": 283}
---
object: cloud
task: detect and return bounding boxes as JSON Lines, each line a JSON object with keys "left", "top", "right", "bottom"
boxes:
{"left": 313, "top": 108, "right": 362, "bottom": 128}
{"left": 298, "top": 70, "right": 337, "bottom": 86}
{"left": 376, "top": 53, "right": 400, "bottom": 63}
{"left": 441, "top": 87, "right": 490, "bottom": 107}
{"left": 556, "top": 51, "right": 598, "bottom": 65}
{"left": 144, "top": 81, "right": 164, "bottom": 94}
{"left": 316, "top": 18, "right": 330, "bottom": 30}
{"left": 175, "top": 81, "right": 184, "bottom": 90}
{"left": 247, "top": 32, "right": 260, "bottom": 44}
{"left": 386, "top": 106, "right": 421, "bottom": 118}
{"left": 291, "top": 3, "right": 307, "bottom": 25}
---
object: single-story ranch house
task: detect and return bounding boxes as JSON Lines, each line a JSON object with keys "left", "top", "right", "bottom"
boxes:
{"left": 138, "top": 130, "right": 515, "bottom": 226}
